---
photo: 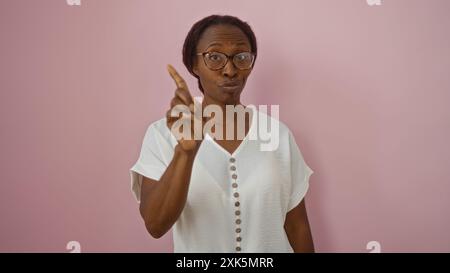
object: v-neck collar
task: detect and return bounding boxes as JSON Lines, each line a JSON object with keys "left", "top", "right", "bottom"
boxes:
{"left": 194, "top": 96, "right": 257, "bottom": 158}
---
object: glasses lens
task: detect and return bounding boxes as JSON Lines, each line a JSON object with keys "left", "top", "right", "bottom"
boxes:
{"left": 204, "top": 52, "right": 227, "bottom": 70}
{"left": 233, "top": 52, "right": 254, "bottom": 69}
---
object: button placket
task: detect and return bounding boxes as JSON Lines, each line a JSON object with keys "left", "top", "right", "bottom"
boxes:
{"left": 229, "top": 157, "right": 242, "bottom": 253}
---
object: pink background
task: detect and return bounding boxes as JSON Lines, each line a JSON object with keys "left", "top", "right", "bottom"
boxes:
{"left": 1, "top": 0, "right": 449, "bottom": 252}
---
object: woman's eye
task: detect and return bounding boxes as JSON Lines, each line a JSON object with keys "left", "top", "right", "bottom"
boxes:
{"left": 209, "top": 55, "right": 222, "bottom": 61}
{"left": 236, "top": 55, "right": 250, "bottom": 63}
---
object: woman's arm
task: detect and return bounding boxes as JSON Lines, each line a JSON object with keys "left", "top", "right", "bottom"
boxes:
{"left": 139, "top": 65, "right": 203, "bottom": 239}
{"left": 139, "top": 144, "right": 199, "bottom": 239}
{"left": 284, "top": 199, "right": 315, "bottom": 253}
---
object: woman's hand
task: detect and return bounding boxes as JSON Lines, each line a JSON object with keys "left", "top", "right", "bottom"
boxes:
{"left": 166, "top": 64, "right": 203, "bottom": 153}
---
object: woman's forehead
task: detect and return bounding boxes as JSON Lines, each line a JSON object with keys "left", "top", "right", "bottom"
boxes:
{"left": 197, "top": 25, "right": 251, "bottom": 50}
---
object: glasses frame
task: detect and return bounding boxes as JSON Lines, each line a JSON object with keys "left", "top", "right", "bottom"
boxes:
{"left": 196, "top": 51, "right": 256, "bottom": 71}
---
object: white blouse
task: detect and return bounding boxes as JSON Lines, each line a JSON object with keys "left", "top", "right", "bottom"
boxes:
{"left": 130, "top": 99, "right": 314, "bottom": 253}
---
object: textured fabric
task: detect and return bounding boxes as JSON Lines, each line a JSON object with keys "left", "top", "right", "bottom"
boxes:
{"left": 130, "top": 99, "right": 314, "bottom": 253}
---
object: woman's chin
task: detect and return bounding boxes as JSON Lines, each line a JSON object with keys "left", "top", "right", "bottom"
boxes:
{"left": 203, "top": 89, "right": 242, "bottom": 105}
{"left": 221, "top": 90, "right": 241, "bottom": 103}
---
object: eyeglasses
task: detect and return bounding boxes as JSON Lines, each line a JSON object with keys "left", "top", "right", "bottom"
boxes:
{"left": 196, "top": 51, "right": 256, "bottom": 71}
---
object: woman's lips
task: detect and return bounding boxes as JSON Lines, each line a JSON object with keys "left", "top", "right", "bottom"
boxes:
{"left": 219, "top": 83, "right": 241, "bottom": 92}
{"left": 220, "top": 85, "right": 240, "bottom": 93}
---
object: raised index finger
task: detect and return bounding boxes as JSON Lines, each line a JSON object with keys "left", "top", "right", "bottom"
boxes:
{"left": 167, "top": 64, "right": 189, "bottom": 91}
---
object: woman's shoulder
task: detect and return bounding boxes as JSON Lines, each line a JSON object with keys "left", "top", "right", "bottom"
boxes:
{"left": 143, "top": 117, "right": 176, "bottom": 145}
{"left": 252, "top": 107, "right": 291, "bottom": 138}
{"left": 146, "top": 117, "right": 168, "bottom": 133}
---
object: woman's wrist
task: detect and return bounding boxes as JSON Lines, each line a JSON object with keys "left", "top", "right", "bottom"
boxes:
{"left": 174, "top": 142, "right": 200, "bottom": 159}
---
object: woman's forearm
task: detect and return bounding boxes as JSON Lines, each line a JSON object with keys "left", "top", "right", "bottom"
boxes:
{"left": 140, "top": 144, "right": 199, "bottom": 238}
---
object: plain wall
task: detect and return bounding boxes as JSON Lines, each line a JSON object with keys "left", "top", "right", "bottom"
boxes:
{"left": 0, "top": 0, "right": 449, "bottom": 252}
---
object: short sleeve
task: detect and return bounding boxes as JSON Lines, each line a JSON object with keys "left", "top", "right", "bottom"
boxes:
{"left": 287, "top": 130, "right": 314, "bottom": 211}
{"left": 129, "top": 122, "right": 171, "bottom": 203}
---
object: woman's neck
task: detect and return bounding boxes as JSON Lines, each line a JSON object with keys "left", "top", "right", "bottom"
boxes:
{"left": 201, "top": 94, "right": 243, "bottom": 111}
{"left": 199, "top": 94, "right": 250, "bottom": 137}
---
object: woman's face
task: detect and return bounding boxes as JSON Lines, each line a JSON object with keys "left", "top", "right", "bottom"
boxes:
{"left": 193, "top": 24, "right": 254, "bottom": 105}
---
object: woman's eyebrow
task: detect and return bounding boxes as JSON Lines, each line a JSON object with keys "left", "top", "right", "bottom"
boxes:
{"left": 207, "top": 42, "right": 222, "bottom": 48}
{"left": 206, "top": 42, "right": 248, "bottom": 49}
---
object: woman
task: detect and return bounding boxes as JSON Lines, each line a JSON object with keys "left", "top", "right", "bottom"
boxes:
{"left": 130, "top": 15, "right": 315, "bottom": 253}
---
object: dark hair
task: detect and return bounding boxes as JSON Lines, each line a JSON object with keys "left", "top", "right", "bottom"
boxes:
{"left": 182, "top": 15, "right": 258, "bottom": 93}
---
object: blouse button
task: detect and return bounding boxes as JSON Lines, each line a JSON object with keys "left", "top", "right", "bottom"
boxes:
{"left": 235, "top": 210, "right": 241, "bottom": 216}
{"left": 236, "top": 237, "right": 242, "bottom": 242}
{"left": 232, "top": 174, "right": 238, "bottom": 179}
{"left": 235, "top": 201, "right": 240, "bottom": 207}
{"left": 236, "top": 228, "right": 241, "bottom": 233}
{"left": 233, "top": 192, "right": 239, "bottom": 198}
{"left": 236, "top": 247, "right": 241, "bottom": 251}
{"left": 235, "top": 219, "right": 241, "bottom": 224}
{"left": 230, "top": 166, "right": 236, "bottom": 171}
{"left": 229, "top": 157, "right": 236, "bottom": 163}
{"left": 232, "top": 183, "right": 238, "bottom": 188}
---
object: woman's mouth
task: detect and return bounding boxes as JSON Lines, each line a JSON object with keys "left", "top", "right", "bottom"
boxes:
{"left": 220, "top": 85, "right": 240, "bottom": 92}
{"left": 219, "top": 82, "right": 241, "bottom": 93}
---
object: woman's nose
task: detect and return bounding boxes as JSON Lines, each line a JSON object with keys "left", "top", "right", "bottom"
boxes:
{"left": 222, "top": 60, "right": 238, "bottom": 78}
